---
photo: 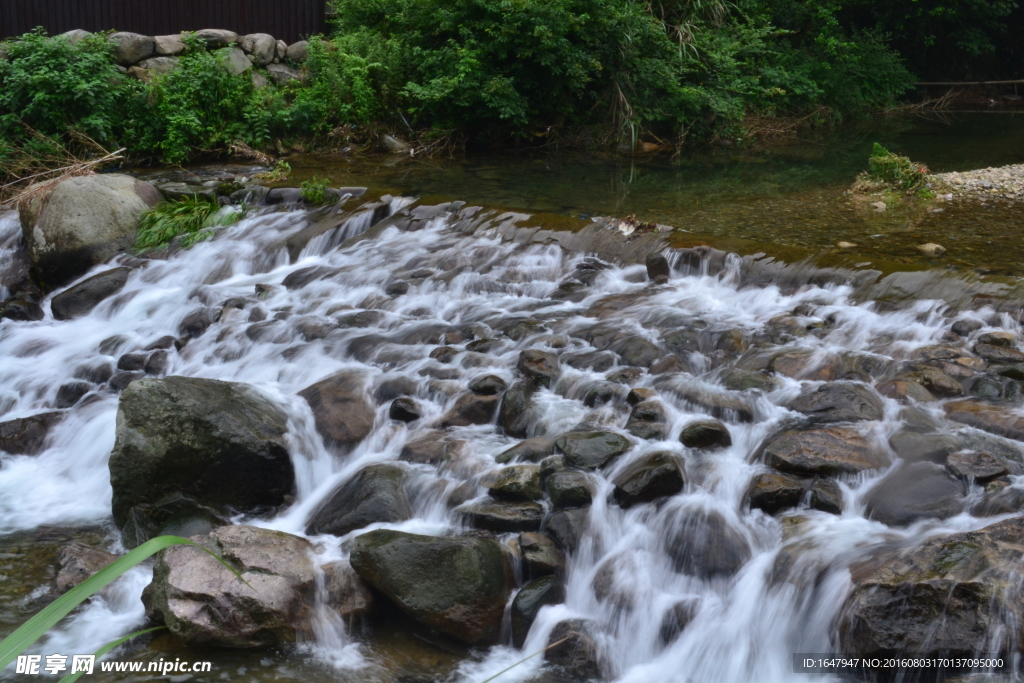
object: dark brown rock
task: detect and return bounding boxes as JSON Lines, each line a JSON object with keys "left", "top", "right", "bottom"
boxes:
{"left": 786, "top": 382, "right": 884, "bottom": 423}
{"left": 760, "top": 427, "right": 887, "bottom": 476}
{"left": 745, "top": 472, "right": 807, "bottom": 514}
{"left": 299, "top": 371, "right": 375, "bottom": 450}
{"left": 0, "top": 411, "right": 64, "bottom": 455}
{"left": 612, "top": 451, "right": 684, "bottom": 508}
{"left": 679, "top": 419, "right": 731, "bottom": 449}
{"left": 306, "top": 464, "right": 411, "bottom": 536}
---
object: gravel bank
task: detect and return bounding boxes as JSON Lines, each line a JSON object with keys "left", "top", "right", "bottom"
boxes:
{"left": 933, "top": 163, "right": 1024, "bottom": 203}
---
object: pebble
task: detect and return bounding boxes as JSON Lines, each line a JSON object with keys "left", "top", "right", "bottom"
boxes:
{"left": 934, "top": 164, "right": 1024, "bottom": 204}
{"left": 917, "top": 243, "right": 947, "bottom": 257}
{"left": 837, "top": 241, "right": 857, "bottom": 249}
{"left": 870, "top": 201, "right": 887, "bottom": 212}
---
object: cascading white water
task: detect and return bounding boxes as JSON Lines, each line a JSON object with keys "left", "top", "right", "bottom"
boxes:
{"left": 1, "top": 195, "right": 1022, "bottom": 683}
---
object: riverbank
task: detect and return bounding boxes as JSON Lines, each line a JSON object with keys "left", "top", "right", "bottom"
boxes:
{"left": 934, "top": 163, "right": 1024, "bottom": 204}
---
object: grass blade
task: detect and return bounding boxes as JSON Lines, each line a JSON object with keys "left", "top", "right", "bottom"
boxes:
{"left": 478, "top": 636, "right": 571, "bottom": 683}
{"left": 0, "top": 535, "right": 251, "bottom": 671}
{"left": 57, "top": 626, "right": 166, "bottom": 683}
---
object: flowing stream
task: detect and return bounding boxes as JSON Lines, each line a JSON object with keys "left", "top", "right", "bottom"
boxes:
{"left": 3, "top": 123, "right": 1024, "bottom": 683}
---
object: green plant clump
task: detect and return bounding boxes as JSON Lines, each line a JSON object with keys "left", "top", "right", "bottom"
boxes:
{"left": 135, "top": 196, "right": 243, "bottom": 250}
{"left": 867, "top": 142, "right": 928, "bottom": 192}
{"left": 300, "top": 176, "right": 337, "bottom": 204}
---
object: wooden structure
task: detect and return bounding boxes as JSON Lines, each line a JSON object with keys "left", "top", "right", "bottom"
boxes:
{"left": 0, "top": 0, "right": 326, "bottom": 44}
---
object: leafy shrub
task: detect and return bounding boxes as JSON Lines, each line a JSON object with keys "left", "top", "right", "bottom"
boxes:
{"left": 287, "top": 36, "right": 380, "bottom": 133}
{"left": 136, "top": 196, "right": 243, "bottom": 249}
{"left": 300, "top": 176, "right": 337, "bottom": 204}
{"left": 867, "top": 142, "right": 928, "bottom": 192}
{"left": 253, "top": 160, "right": 292, "bottom": 183}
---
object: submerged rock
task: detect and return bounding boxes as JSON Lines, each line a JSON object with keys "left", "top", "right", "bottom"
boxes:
{"left": 108, "top": 377, "right": 293, "bottom": 538}
{"left": 350, "top": 529, "right": 514, "bottom": 645}
{"left": 0, "top": 411, "right": 64, "bottom": 455}
{"left": 305, "top": 464, "right": 411, "bottom": 536}
{"left": 840, "top": 517, "right": 1024, "bottom": 656}
{"left": 786, "top": 382, "right": 884, "bottom": 423}
{"left": 666, "top": 509, "right": 750, "bottom": 578}
{"left": 863, "top": 462, "right": 966, "bottom": 526}
{"left": 143, "top": 525, "right": 316, "bottom": 647}
{"left": 544, "top": 619, "right": 606, "bottom": 680}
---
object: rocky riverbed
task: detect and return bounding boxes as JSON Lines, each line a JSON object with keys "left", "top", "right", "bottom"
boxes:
{"left": 933, "top": 163, "right": 1024, "bottom": 204}
{"left": 3, "top": 172, "right": 1024, "bottom": 682}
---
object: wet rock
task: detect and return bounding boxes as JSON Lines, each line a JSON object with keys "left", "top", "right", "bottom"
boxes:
{"left": 555, "top": 431, "right": 633, "bottom": 469}
{"left": 745, "top": 472, "right": 807, "bottom": 515}
{"left": 321, "top": 559, "right": 375, "bottom": 621}
{"left": 809, "top": 479, "right": 843, "bottom": 514}
{"left": 663, "top": 327, "right": 702, "bottom": 355}
{"left": 679, "top": 419, "right": 732, "bottom": 450}
{"left": 116, "top": 352, "right": 146, "bottom": 372}
{"left": 606, "top": 366, "right": 644, "bottom": 385}
{"left": 0, "top": 411, "right": 64, "bottom": 455}
{"left": 944, "top": 399, "right": 1024, "bottom": 441}
{"left": 518, "top": 350, "right": 560, "bottom": 388}
{"left": 496, "top": 435, "right": 557, "bottom": 464}
{"left": 540, "top": 454, "right": 567, "bottom": 481}
{"left": 108, "top": 377, "right": 293, "bottom": 532}
{"left": 547, "top": 469, "right": 596, "bottom": 509}
{"left": 876, "top": 380, "right": 936, "bottom": 403}
{"left": 978, "top": 332, "right": 1015, "bottom": 347}
{"left": 971, "top": 483, "right": 1024, "bottom": 516}
{"left": 350, "top": 529, "right": 514, "bottom": 645}
{"left": 946, "top": 450, "right": 1009, "bottom": 482}
{"left": 481, "top": 465, "right": 543, "bottom": 501}
{"left": 760, "top": 427, "right": 887, "bottom": 475}
{"left": 470, "top": 374, "right": 507, "bottom": 395}
{"left": 840, "top": 517, "right": 1024, "bottom": 656}
{"left": 770, "top": 351, "right": 840, "bottom": 381}
{"left": 440, "top": 392, "right": 500, "bottom": 428}
{"left": 864, "top": 462, "right": 966, "bottom": 527}
{"left": 374, "top": 375, "right": 420, "bottom": 403}
{"left": 786, "top": 382, "right": 884, "bottom": 423}
{"left": 109, "top": 371, "right": 143, "bottom": 392}
{"left": 969, "top": 376, "right": 1005, "bottom": 400}
{"left": 542, "top": 507, "right": 590, "bottom": 553}
{"left": 650, "top": 354, "right": 690, "bottom": 375}
{"left": 583, "top": 381, "right": 624, "bottom": 408}
{"left": 626, "top": 387, "right": 657, "bottom": 405}
{"left": 50, "top": 267, "right": 131, "bottom": 320}
{"left": 0, "top": 297, "right": 44, "bottom": 321}
{"left": 666, "top": 509, "right": 751, "bottom": 578}
{"left": 994, "top": 363, "right": 1024, "bottom": 381}
{"left": 673, "top": 385, "right": 754, "bottom": 422}
{"left": 54, "top": 542, "right": 117, "bottom": 594}
{"left": 511, "top": 576, "right": 566, "bottom": 648}
{"left": 388, "top": 397, "right": 420, "bottom": 422}
{"left": 625, "top": 400, "right": 668, "bottom": 440}
{"left": 458, "top": 499, "right": 545, "bottom": 532}
{"left": 499, "top": 379, "right": 536, "bottom": 439}
{"left": 519, "top": 532, "right": 565, "bottom": 578}
{"left": 399, "top": 430, "right": 463, "bottom": 465}
{"left": 119, "top": 493, "right": 228, "bottom": 549}
{"left": 144, "top": 350, "right": 169, "bottom": 376}
{"left": 895, "top": 364, "right": 964, "bottom": 398}
{"left": 544, "top": 619, "right": 605, "bottom": 680}
{"left": 143, "top": 525, "right": 315, "bottom": 647}
{"left": 74, "top": 359, "right": 114, "bottom": 384}
{"left": 612, "top": 451, "right": 684, "bottom": 508}
{"left": 974, "top": 343, "right": 1024, "bottom": 364}
{"left": 306, "top": 464, "right": 411, "bottom": 536}
{"left": 887, "top": 430, "right": 961, "bottom": 463}
{"left": 916, "top": 243, "right": 946, "bottom": 257}
{"left": 19, "top": 175, "right": 160, "bottom": 289}
{"left": 720, "top": 368, "right": 781, "bottom": 392}
{"left": 55, "top": 381, "right": 91, "bottom": 408}
{"left": 951, "top": 319, "right": 984, "bottom": 337}
{"left": 178, "top": 307, "right": 215, "bottom": 337}
{"left": 299, "top": 370, "right": 375, "bottom": 450}
{"left": 659, "top": 598, "right": 700, "bottom": 644}
{"left": 385, "top": 280, "right": 410, "bottom": 297}
{"left": 645, "top": 252, "right": 670, "bottom": 283}
{"left": 562, "top": 350, "right": 618, "bottom": 372}
{"left": 615, "top": 336, "right": 662, "bottom": 368}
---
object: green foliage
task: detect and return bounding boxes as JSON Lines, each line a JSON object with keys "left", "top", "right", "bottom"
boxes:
{"left": 300, "top": 176, "right": 337, "bottom": 204}
{"left": 254, "top": 160, "right": 292, "bottom": 182}
{"left": 136, "top": 196, "right": 243, "bottom": 250}
{"left": 0, "top": 535, "right": 250, "bottom": 673}
{"left": 287, "top": 36, "right": 380, "bottom": 132}
{"left": 867, "top": 142, "right": 928, "bottom": 192}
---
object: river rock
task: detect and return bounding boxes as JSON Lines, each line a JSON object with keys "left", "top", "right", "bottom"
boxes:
{"left": 720, "top": 368, "right": 781, "bottom": 392}
{"left": 469, "top": 374, "right": 507, "bottom": 395}
{"left": 0, "top": 296, "right": 44, "bottom": 322}
{"left": 119, "top": 492, "right": 229, "bottom": 549}
{"left": 240, "top": 33, "right": 276, "bottom": 65}
{"left": 973, "top": 343, "right": 1024, "bottom": 364}
{"left": 305, "top": 464, "right": 411, "bottom": 536}
{"left": 439, "top": 392, "right": 500, "bottom": 427}
{"left": 876, "top": 380, "right": 936, "bottom": 403}
{"left": 518, "top": 350, "right": 560, "bottom": 387}
{"left": 547, "top": 469, "right": 595, "bottom": 508}
{"left": 555, "top": 431, "right": 633, "bottom": 469}
{"left": 496, "top": 435, "right": 556, "bottom": 464}
{"left": 350, "top": 529, "right": 514, "bottom": 645}
{"left": 143, "top": 525, "right": 315, "bottom": 647}
{"left": 54, "top": 381, "right": 91, "bottom": 408}
{"left": 615, "top": 336, "right": 662, "bottom": 368}
{"left": 458, "top": 499, "right": 544, "bottom": 532}
{"left": 19, "top": 175, "right": 161, "bottom": 289}
{"left": 809, "top": 479, "right": 843, "bottom": 514}
{"left": 108, "top": 376, "right": 293, "bottom": 532}
{"left": 887, "top": 430, "right": 961, "bottom": 463}
{"left": 545, "top": 619, "right": 605, "bottom": 680}
{"left": 542, "top": 507, "right": 590, "bottom": 553}
{"left": 399, "top": 430, "right": 463, "bottom": 465}
{"left": 50, "top": 267, "right": 131, "bottom": 320}
{"left": 895, "top": 364, "right": 964, "bottom": 398}
{"left": 519, "top": 532, "right": 565, "bottom": 578}
{"left": 389, "top": 397, "right": 421, "bottom": 422}
{"left": 863, "top": 462, "right": 966, "bottom": 526}
{"left": 624, "top": 400, "right": 668, "bottom": 440}
{"left": 0, "top": 411, "right": 63, "bottom": 455}
{"left": 666, "top": 509, "right": 750, "bottom": 578}
{"left": 499, "top": 379, "right": 536, "bottom": 438}
{"left": 612, "top": 451, "right": 684, "bottom": 508}
{"left": 943, "top": 399, "right": 1024, "bottom": 441}
{"left": 916, "top": 243, "right": 946, "bottom": 257}
{"left": 54, "top": 542, "right": 117, "bottom": 594}
{"left": 759, "top": 427, "right": 888, "bottom": 475}
{"left": 786, "top": 382, "right": 884, "bottom": 423}
{"left": 679, "top": 419, "right": 731, "bottom": 449}
{"left": 481, "top": 465, "right": 543, "bottom": 501}
{"left": 646, "top": 252, "right": 670, "bottom": 283}
{"left": 745, "top": 472, "right": 807, "bottom": 514}
{"left": 839, "top": 517, "right": 1024, "bottom": 656}
{"left": 511, "top": 575, "right": 566, "bottom": 648}
{"left": 659, "top": 597, "right": 700, "bottom": 644}
{"left": 674, "top": 384, "right": 755, "bottom": 422}
{"left": 299, "top": 370, "right": 375, "bottom": 450}
{"left": 108, "top": 32, "right": 154, "bottom": 65}
{"left": 321, "top": 559, "right": 375, "bottom": 621}
{"left": 946, "top": 450, "right": 1009, "bottom": 481}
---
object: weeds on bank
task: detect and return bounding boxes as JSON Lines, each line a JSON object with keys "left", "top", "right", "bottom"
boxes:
{"left": 300, "top": 176, "right": 337, "bottom": 204}
{"left": 253, "top": 160, "right": 292, "bottom": 183}
{"left": 135, "top": 196, "right": 245, "bottom": 250}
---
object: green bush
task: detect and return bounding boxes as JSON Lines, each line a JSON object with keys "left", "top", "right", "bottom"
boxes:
{"left": 867, "top": 142, "right": 928, "bottom": 192}
{"left": 300, "top": 176, "right": 337, "bottom": 204}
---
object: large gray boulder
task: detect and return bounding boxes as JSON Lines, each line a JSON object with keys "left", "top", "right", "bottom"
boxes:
{"left": 19, "top": 175, "right": 161, "bottom": 289}
{"left": 350, "top": 529, "right": 515, "bottom": 645}
{"left": 299, "top": 370, "right": 375, "bottom": 450}
{"left": 240, "top": 33, "right": 276, "bottom": 65}
{"left": 220, "top": 47, "right": 252, "bottom": 76}
{"left": 153, "top": 34, "right": 186, "bottom": 56}
{"left": 107, "top": 32, "right": 154, "bottom": 65}
{"left": 108, "top": 377, "right": 294, "bottom": 534}
{"left": 840, "top": 517, "right": 1024, "bottom": 656}
{"left": 50, "top": 267, "right": 131, "bottom": 320}
{"left": 285, "top": 40, "right": 310, "bottom": 62}
{"left": 142, "top": 525, "right": 316, "bottom": 647}
{"left": 305, "top": 463, "right": 411, "bottom": 536}
{"left": 195, "top": 29, "right": 238, "bottom": 48}
{"left": 136, "top": 56, "right": 180, "bottom": 76}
